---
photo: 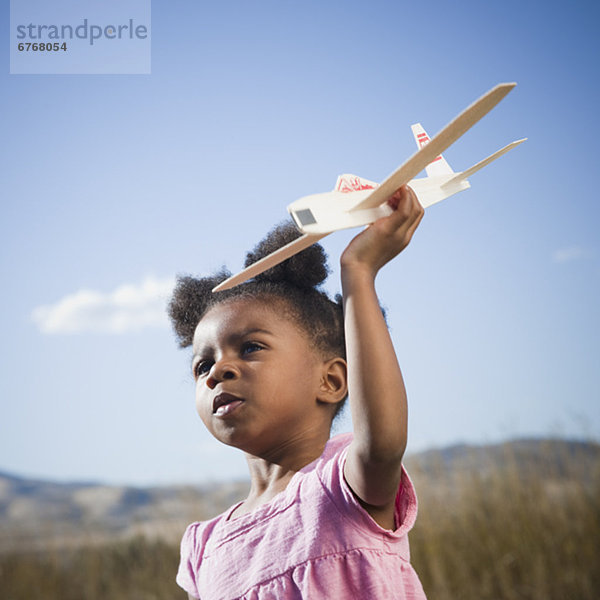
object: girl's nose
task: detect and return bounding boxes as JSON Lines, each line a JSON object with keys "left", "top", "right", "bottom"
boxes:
{"left": 206, "top": 359, "right": 239, "bottom": 388}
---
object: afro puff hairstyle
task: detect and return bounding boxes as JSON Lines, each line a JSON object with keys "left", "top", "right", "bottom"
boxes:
{"left": 167, "top": 221, "right": 346, "bottom": 364}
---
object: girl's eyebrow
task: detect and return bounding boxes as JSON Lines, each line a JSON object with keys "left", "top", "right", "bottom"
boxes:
{"left": 192, "top": 327, "right": 274, "bottom": 358}
{"left": 222, "top": 327, "right": 275, "bottom": 346}
{"left": 233, "top": 327, "right": 274, "bottom": 339}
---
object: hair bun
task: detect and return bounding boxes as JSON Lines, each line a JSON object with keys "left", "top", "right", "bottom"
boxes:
{"left": 244, "top": 221, "right": 329, "bottom": 289}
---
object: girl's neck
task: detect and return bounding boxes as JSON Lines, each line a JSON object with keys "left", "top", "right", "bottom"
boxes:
{"left": 240, "top": 430, "right": 329, "bottom": 513}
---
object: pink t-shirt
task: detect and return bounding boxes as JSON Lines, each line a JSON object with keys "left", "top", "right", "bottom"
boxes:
{"left": 177, "top": 433, "right": 426, "bottom": 599}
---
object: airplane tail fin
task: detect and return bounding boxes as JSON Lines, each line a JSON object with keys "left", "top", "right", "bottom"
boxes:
{"left": 441, "top": 138, "right": 527, "bottom": 189}
{"left": 411, "top": 123, "right": 454, "bottom": 177}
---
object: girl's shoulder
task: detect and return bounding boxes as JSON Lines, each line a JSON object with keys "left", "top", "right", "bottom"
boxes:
{"left": 179, "top": 507, "right": 230, "bottom": 556}
{"left": 176, "top": 502, "right": 242, "bottom": 595}
{"left": 319, "top": 432, "right": 354, "bottom": 463}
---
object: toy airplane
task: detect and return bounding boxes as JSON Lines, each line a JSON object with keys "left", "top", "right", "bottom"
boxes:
{"left": 213, "top": 82, "right": 526, "bottom": 292}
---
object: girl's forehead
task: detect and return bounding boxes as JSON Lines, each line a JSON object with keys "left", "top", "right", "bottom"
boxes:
{"left": 192, "top": 297, "right": 301, "bottom": 346}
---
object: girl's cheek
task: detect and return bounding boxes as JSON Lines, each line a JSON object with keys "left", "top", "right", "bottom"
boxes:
{"left": 195, "top": 391, "right": 207, "bottom": 417}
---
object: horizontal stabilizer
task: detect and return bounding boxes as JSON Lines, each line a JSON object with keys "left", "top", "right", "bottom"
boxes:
{"left": 441, "top": 138, "right": 527, "bottom": 189}
{"left": 212, "top": 232, "right": 326, "bottom": 292}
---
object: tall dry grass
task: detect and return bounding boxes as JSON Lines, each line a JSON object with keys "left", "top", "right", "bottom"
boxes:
{"left": 408, "top": 440, "right": 600, "bottom": 599}
{"left": 0, "top": 537, "right": 179, "bottom": 600}
{"left": 1, "top": 440, "right": 598, "bottom": 599}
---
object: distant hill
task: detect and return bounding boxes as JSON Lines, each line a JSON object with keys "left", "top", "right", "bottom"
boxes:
{"left": 1, "top": 437, "right": 598, "bottom": 553}
{"left": 0, "top": 471, "right": 249, "bottom": 553}
{"left": 403, "top": 437, "right": 600, "bottom": 500}
{"left": 405, "top": 437, "right": 600, "bottom": 480}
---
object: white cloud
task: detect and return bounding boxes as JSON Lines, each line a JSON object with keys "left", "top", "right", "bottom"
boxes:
{"left": 32, "top": 276, "right": 175, "bottom": 334}
{"left": 552, "top": 246, "right": 593, "bottom": 264}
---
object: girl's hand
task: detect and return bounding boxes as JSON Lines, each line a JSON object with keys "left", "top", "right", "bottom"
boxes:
{"left": 340, "top": 185, "right": 424, "bottom": 279}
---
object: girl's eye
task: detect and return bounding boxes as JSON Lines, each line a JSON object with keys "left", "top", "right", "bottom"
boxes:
{"left": 194, "top": 360, "right": 213, "bottom": 378}
{"left": 241, "top": 341, "right": 263, "bottom": 356}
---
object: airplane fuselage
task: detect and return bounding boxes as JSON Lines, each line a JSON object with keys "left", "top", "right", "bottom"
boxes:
{"left": 288, "top": 175, "right": 471, "bottom": 235}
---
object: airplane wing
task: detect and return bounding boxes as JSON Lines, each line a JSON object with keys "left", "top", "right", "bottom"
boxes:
{"left": 350, "top": 82, "right": 516, "bottom": 212}
{"left": 212, "top": 233, "right": 326, "bottom": 292}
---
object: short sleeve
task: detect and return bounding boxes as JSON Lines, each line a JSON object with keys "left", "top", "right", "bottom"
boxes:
{"left": 176, "top": 523, "right": 200, "bottom": 598}
{"left": 394, "top": 466, "right": 419, "bottom": 536}
{"left": 316, "top": 433, "right": 419, "bottom": 542}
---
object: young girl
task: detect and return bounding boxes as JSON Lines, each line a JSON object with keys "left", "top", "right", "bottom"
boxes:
{"left": 169, "top": 185, "right": 427, "bottom": 599}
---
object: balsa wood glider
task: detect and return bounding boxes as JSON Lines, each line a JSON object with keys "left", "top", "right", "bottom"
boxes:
{"left": 213, "top": 83, "right": 525, "bottom": 292}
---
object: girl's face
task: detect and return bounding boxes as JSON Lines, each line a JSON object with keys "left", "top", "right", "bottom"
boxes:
{"left": 191, "top": 298, "right": 332, "bottom": 455}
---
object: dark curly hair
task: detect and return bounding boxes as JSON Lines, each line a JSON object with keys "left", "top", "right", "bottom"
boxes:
{"left": 168, "top": 221, "right": 346, "bottom": 370}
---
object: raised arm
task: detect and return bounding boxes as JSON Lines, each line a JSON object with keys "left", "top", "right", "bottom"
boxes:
{"left": 341, "top": 185, "right": 423, "bottom": 529}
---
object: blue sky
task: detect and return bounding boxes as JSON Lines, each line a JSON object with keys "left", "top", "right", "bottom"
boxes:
{"left": 1, "top": 0, "right": 598, "bottom": 485}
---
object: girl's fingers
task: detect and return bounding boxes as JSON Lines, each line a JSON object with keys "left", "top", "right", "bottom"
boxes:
{"left": 382, "top": 186, "right": 424, "bottom": 238}
{"left": 341, "top": 185, "right": 424, "bottom": 272}
{"left": 402, "top": 205, "right": 424, "bottom": 246}
{"left": 403, "top": 187, "right": 425, "bottom": 234}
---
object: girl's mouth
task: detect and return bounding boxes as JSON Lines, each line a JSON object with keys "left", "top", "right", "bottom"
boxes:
{"left": 212, "top": 393, "right": 244, "bottom": 416}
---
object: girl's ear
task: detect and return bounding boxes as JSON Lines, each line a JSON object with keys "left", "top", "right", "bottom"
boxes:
{"left": 317, "top": 357, "right": 348, "bottom": 405}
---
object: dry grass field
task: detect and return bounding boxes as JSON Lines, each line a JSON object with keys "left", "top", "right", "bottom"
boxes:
{"left": 1, "top": 439, "right": 598, "bottom": 599}
{"left": 407, "top": 440, "right": 600, "bottom": 599}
